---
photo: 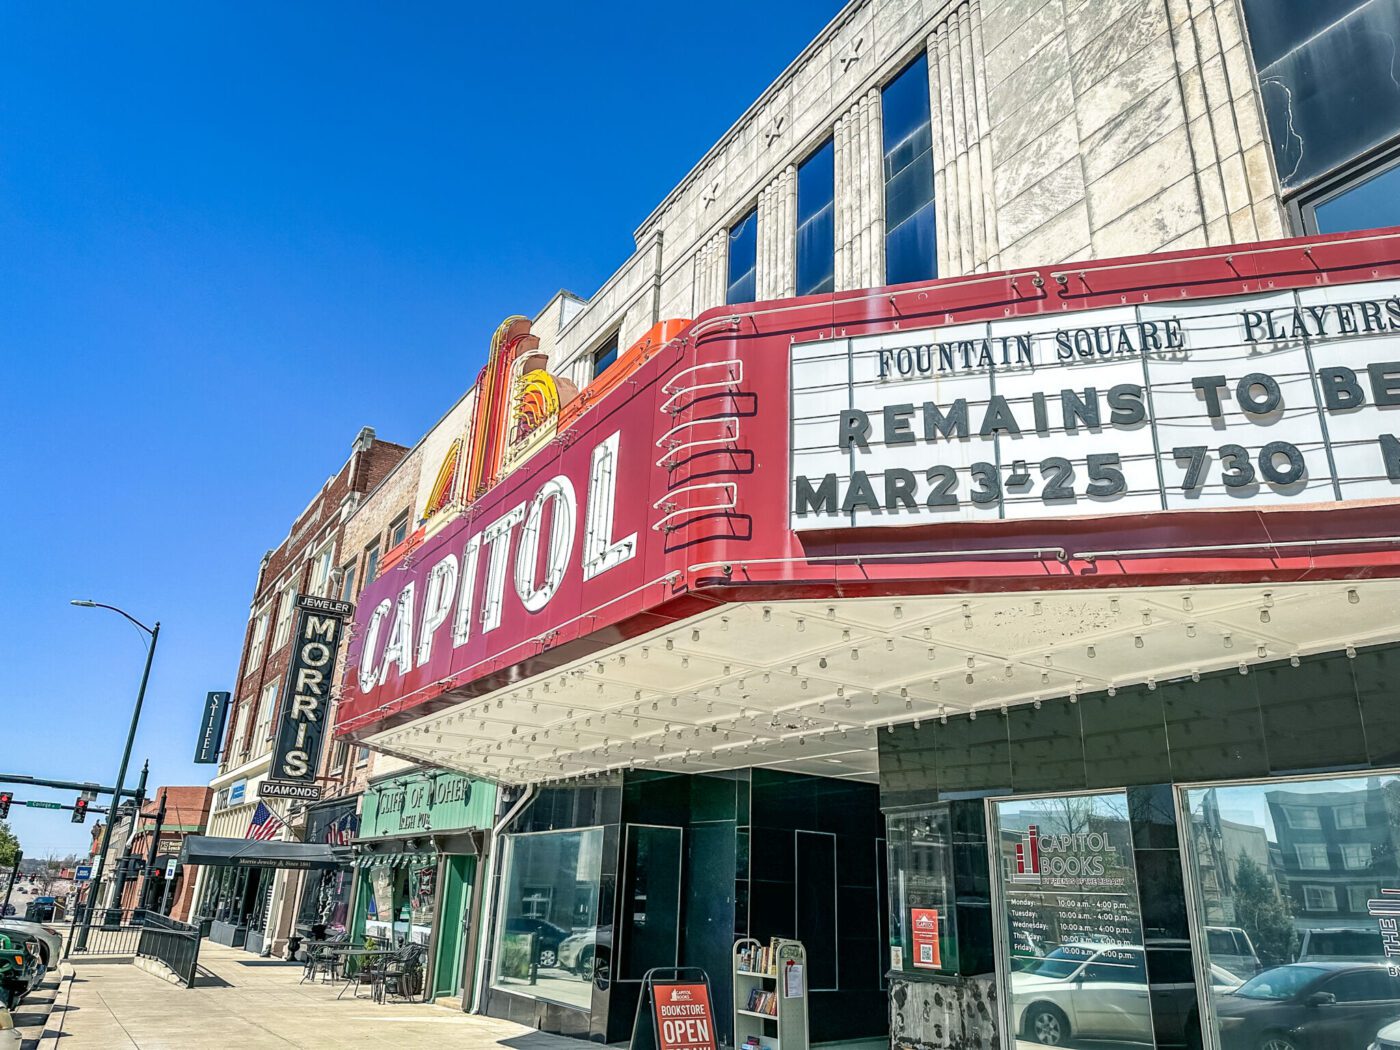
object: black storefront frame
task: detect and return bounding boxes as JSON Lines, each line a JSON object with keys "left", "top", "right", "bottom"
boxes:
{"left": 1173, "top": 765, "right": 1400, "bottom": 1050}
{"left": 983, "top": 784, "right": 1160, "bottom": 1049}
{"left": 483, "top": 769, "right": 890, "bottom": 1046}
{"left": 879, "top": 642, "right": 1400, "bottom": 1050}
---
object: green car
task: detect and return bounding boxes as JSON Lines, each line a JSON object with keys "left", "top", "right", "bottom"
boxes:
{"left": 0, "top": 933, "right": 39, "bottom": 1010}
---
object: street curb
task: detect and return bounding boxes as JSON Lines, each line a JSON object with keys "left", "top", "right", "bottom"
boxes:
{"left": 29, "top": 966, "right": 74, "bottom": 1050}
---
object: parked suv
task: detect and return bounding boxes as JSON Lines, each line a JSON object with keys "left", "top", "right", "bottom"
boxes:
{"left": 1206, "top": 926, "right": 1262, "bottom": 979}
{"left": 1298, "top": 927, "right": 1386, "bottom": 963}
{"left": 0, "top": 933, "right": 41, "bottom": 1010}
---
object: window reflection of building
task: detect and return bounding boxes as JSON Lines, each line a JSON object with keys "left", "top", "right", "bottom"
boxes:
{"left": 1268, "top": 783, "right": 1399, "bottom": 926}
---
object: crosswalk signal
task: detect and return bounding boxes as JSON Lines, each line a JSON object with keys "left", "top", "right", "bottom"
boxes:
{"left": 72, "top": 797, "right": 88, "bottom": 823}
{"left": 0, "top": 792, "right": 10, "bottom": 819}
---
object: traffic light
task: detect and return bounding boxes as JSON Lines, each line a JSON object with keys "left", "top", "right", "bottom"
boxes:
{"left": 72, "top": 797, "right": 89, "bottom": 824}
{"left": 0, "top": 792, "right": 10, "bottom": 819}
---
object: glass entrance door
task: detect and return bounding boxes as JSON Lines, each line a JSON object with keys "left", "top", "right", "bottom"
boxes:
{"left": 1182, "top": 772, "right": 1400, "bottom": 1050}
{"left": 990, "top": 790, "right": 1156, "bottom": 1048}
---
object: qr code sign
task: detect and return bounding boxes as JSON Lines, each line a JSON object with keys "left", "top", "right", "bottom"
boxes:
{"left": 919, "top": 945, "right": 933, "bottom": 963}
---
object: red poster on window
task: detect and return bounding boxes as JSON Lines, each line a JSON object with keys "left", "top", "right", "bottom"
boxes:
{"left": 653, "top": 982, "right": 718, "bottom": 1050}
{"left": 911, "top": 908, "right": 941, "bottom": 969}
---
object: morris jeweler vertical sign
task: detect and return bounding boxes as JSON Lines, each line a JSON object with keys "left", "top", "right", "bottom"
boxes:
{"left": 271, "top": 595, "right": 353, "bottom": 782}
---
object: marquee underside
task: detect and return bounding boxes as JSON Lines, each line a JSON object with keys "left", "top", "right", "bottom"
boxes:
{"left": 363, "top": 579, "right": 1400, "bottom": 786}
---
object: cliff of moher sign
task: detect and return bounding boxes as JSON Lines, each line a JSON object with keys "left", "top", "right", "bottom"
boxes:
{"left": 790, "top": 282, "right": 1400, "bottom": 529}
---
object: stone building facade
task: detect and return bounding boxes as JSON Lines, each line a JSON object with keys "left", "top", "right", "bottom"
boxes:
{"left": 536, "top": 0, "right": 1288, "bottom": 391}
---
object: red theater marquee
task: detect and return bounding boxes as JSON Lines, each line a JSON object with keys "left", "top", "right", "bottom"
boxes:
{"left": 336, "top": 231, "right": 1400, "bottom": 747}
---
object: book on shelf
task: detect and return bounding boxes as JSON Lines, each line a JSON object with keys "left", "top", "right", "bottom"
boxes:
{"left": 744, "top": 987, "right": 778, "bottom": 1017}
{"left": 737, "top": 939, "right": 780, "bottom": 976}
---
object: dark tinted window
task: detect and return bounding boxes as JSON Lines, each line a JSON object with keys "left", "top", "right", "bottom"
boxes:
{"left": 1322, "top": 969, "right": 1397, "bottom": 1002}
{"left": 1241, "top": 0, "right": 1400, "bottom": 189}
{"left": 726, "top": 207, "right": 758, "bottom": 305}
{"left": 881, "top": 54, "right": 936, "bottom": 285}
{"left": 796, "top": 139, "right": 835, "bottom": 296}
{"left": 1147, "top": 947, "right": 1195, "bottom": 984}
{"left": 592, "top": 332, "right": 619, "bottom": 377}
{"left": 1315, "top": 159, "right": 1400, "bottom": 233}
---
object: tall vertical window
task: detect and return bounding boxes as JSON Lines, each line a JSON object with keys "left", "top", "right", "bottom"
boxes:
{"left": 271, "top": 581, "right": 298, "bottom": 650}
{"left": 244, "top": 613, "right": 268, "bottom": 677}
{"left": 338, "top": 560, "right": 357, "bottom": 603}
{"left": 591, "top": 332, "right": 620, "bottom": 377}
{"left": 229, "top": 703, "right": 251, "bottom": 761}
{"left": 881, "top": 54, "right": 937, "bottom": 286}
{"left": 364, "top": 543, "right": 381, "bottom": 585}
{"left": 726, "top": 207, "right": 758, "bottom": 305}
{"left": 254, "top": 679, "right": 279, "bottom": 753}
{"left": 309, "top": 544, "right": 335, "bottom": 598}
{"left": 796, "top": 139, "right": 836, "bottom": 297}
{"left": 1241, "top": 0, "right": 1400, "bottom": 195}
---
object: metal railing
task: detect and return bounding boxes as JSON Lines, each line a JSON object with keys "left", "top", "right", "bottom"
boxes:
{"left": 66, "top": 906, "right": 146, "bottom": 957}
{"left": 136, "top": 912, "right": 202, "bottom": 988}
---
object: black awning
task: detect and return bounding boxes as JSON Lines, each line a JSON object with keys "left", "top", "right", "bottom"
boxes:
{"left": 179, "top": 835, "right": 349, "bottom": 871}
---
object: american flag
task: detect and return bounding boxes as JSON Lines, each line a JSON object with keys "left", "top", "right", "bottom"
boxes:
{"left": 324, "top": 812, "right": 358, "bottom": 846}
{"left": 246, "top": 801, "right": 285, "bottom": 841}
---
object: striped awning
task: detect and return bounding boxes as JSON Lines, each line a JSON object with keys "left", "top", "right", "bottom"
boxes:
{"left": 354, "top": 851, "right": 436, "bottom": 869}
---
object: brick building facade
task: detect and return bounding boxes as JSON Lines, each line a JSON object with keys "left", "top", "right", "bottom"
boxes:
{"left": 116, "top": 786, "right": 212, "bottom": 922}
{"left": 189, "top": 425, "right": 407, "bottom": 954}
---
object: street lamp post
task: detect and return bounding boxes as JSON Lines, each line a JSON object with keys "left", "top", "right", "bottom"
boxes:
{"left": 70, "top": 600, "right": 159, "bottom": 952}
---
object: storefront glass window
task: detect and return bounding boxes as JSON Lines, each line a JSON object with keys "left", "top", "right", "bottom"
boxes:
{"left": 493, "top": 827, "right": 604, "bottom": 1010}
{"left": 1183, "top": 772, "right": 1400, "bottom": 1050}
{"left": 409, "top": 864, "right": 436, "bottom": 946}
{"left": 886, "top": 806, "right": 958, "bottom": 975}
{"left": 991, "top": 790, "right": 1156, "bottom": 1049}
{"left": 366, "top": 864, "right": 397, "bottom": 943}
{"left": 297, "top": 867, "right": 353, "bottom": 936}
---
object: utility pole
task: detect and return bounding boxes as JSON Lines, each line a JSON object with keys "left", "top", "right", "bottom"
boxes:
{"left": 140, "top": 789, "right": 167, "bottom": 916}
{"left": 72, "top": 601, "right": 158, "bottom": 952}
{"left": 1, "top": 851, "right": 20, "bottom": 917}
{"left": 104, "top": 762, "right": 148, "bottom": 923}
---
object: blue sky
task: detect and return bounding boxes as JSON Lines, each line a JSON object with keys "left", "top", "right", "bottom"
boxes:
{"left": 0, "top": 1, "right": 844, "bottom": 858}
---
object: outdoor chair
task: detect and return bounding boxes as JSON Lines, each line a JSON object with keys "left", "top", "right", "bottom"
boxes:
{"left": 301, "top": 933, "right": 349, "bottom": 985}
{"left": 375, "top": 943, "right": 427, "bottom": 1004}
{"left": 337, "top": 948, "right": 387, "bottom": 1000}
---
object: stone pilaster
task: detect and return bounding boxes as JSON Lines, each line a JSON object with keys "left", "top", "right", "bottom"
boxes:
{"left": 834, "top": 88, "right": 885, "bottom": 290}
{"left": 928, "top": 0, "right": 1001, "bottom": 275}
{"left": 693, "top": 229, "right": 729, "bottom": 314}
{"left": 756, "top": 166, "right": 798, "bottom": 301}
{"left": 1166, "top": 0, "right": 1285, "bottom": 245}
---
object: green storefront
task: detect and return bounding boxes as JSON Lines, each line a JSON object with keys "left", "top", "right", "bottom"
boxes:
{"left": 352, "top": 769, "right": 497, "bottom": 1002}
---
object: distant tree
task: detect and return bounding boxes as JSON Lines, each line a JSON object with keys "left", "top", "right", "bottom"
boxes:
{"left": 1232, "top": 853, "right": 1296, "bottom": 966}
{"left": 0, "top": 822, "right": 17, "bottom": 869}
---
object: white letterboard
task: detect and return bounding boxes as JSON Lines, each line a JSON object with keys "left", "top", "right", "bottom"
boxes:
{"left": 788, "top": 282, "right": 1400, "bottom": 530}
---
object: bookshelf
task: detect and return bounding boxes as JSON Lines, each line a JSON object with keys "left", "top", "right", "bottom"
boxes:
{"left": 732, "top": 938, "right": 808, "bottom": 1050}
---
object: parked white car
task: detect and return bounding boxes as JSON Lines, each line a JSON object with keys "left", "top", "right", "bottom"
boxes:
{"left": 0, "top": 921, "right": 60, "bottom": 972}
{"left": 1013, "top": 942, "right": 1241, "bottom": 1046}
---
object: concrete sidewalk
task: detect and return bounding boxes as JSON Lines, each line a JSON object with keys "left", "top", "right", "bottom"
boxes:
{"left": 42, "top": 943, "right": 585, "bottom": 1050}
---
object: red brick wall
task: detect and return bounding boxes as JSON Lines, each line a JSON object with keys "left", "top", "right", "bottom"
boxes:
{"left": 219, "top": 430, "right": 409, "bottom": 772}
